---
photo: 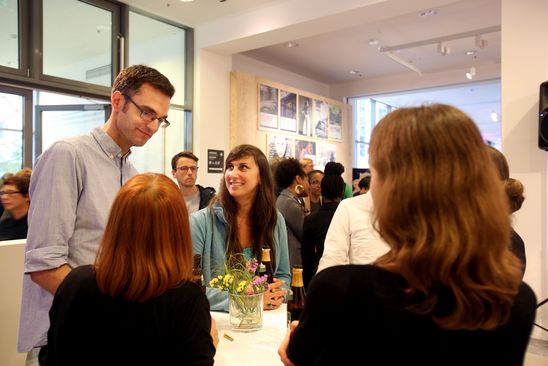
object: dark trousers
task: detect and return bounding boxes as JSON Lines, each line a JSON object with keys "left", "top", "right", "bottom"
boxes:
{"left": 38, "top": 345, "right": 48, "bottom": 366}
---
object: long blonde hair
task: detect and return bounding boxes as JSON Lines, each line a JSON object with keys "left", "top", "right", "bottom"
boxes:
{"left": 370, "top": 104, "right": 522, "bottom": 330}
{"left": 95, "top": 173, "right": 193, "bottom": 302}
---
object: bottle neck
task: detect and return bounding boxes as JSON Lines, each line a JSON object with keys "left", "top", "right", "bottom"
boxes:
{"left": 291, "top": 270, "right": 304, "bottom": 287}
{"left": 261, "top": 248, "right": 271, "bottom": 262}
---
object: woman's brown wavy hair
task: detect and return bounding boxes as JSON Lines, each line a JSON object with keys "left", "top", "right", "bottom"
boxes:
{"left": 95, "top": 173, "right": 193, "bottom": 302}
{"left": 370, "top": 104, "right": 522, "bottom": 330}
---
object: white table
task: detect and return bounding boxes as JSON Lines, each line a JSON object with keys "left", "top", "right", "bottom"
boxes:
{"left": 211, "top": 304, "right": 288, "bottom": 365}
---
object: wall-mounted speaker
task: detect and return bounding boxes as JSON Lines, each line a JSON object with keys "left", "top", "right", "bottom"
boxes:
{"left": 539, "top": 81, "right": 548, "bottom": 150}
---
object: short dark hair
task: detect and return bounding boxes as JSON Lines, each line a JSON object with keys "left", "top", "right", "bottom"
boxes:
{"left": 320, "top": 174, "right": 345, "bottom": 200}
{"left": 324, "top": 161, "right": 345, "bottom": 176}
{"left": 274, "top": 158, "right": 305, "bottom": 189}
{"left": 358, "top": 176, "right": 371, "bottom": 190}
{"left": 171, "top": 152, "right": 199, "bottom": 170}
{"left": 3, "top": 175, "right": 30, "bottom": 196}
{"left": 113, "top": 64, "right": 175, "bottom": 98}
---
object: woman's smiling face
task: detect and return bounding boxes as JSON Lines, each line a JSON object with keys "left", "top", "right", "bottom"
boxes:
{"left": 224, "top": 155, "right": 261, "bottom": 202}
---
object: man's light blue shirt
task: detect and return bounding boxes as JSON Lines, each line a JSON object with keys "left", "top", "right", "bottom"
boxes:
{"left": 17, "top": 127, "right": 137, "bottom": 352}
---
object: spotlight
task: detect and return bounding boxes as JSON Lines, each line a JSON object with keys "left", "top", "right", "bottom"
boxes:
{"left": 466, "top": 66, "right": 476, "bottom": 80}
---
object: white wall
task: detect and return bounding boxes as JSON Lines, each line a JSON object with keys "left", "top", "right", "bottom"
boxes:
{"left": 501, "top": 0, "right": 548, "bottom": 340}
{"left": 193, "top": 49, "right": 232, "bottom": 190}
{"left": 232, "top": 54, "right": 331, "bottom": 98}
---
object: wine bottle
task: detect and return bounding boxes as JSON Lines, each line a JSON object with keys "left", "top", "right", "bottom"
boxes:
{"left": 261, "top": 247, "right": 274, "bottom": 284}
{"left": 287, "top": 265, "right": 306, "bottom": 325}
{"left": 192, "top": 254, "right": 206, "bottom": 293}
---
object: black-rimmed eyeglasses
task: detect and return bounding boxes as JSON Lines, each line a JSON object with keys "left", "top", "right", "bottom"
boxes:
{"left": 122, "top": 94, "right": 170, "bottom": 128}
{"left": 176, "top": 166, "right": 198, "bottom": 173}
{"left": 0, "top": 190, "right": 21, "bottom": 196}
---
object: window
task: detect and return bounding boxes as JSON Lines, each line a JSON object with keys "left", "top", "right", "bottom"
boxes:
{"left": 43, "top": 0, "right": 114, "bottom": 86}
{"left": 128, "top": 9, "right": 191, "bottom": 173}
{"left": 0, "top": 0, "right": 193, "bottom": 175}
{"left": 0, "top": 0, "right": 19, "bottom": 70}
{"left": 349, "top": 97, "right": 393, "bottom": 169}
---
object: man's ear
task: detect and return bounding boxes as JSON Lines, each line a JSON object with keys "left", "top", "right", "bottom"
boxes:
{"left": 111, "top": 91, "right": 124, "bottom": 110}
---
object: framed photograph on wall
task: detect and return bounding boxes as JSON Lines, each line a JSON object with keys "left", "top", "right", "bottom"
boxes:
{"left": 295, "top": 139, "right": 316, "bottom": 161}
{"left": 315, "top": 142, "right": 336, "bottom": 171}
{"left": 259, "top": 84, "right": 279, "bottom": 129}
{"left": 329, "top": 104, "right": 342, "bottom": 140}
{"left": 266, "top": 134, "right": 295, "bottom": 160}
{"left": 313, "top": 99, "right": 328, "bottom": 139}
{"left": 279, "top": 90, "right": 297, "bottom": 132}
{"left": 298, "top": 95, "right": 313, "bottom": 137}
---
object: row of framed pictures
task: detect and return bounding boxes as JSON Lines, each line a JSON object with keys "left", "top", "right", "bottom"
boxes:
{"left": 266, "top": 133, "right": 337, "bottom": 171}
{"left": 259, "top": 83, "right": 343, "bottom": 141}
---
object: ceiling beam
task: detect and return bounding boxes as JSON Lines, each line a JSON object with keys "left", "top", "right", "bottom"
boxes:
{"left": 379, "top": 25, "right": 501, "bottom": 53}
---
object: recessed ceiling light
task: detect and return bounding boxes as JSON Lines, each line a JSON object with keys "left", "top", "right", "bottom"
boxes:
{"left": 286, "top": 41, "right": 299, "bottom": 48}
{"left": 349, "top": 70, "right": 363, "bottom": 77}
{"left": 180, "top": 0, "right": 194, "bottom": 2}
{"left": 419, "top": 9, "right": 438, "bottom": 17}
{"left": 368, "top": 39, "right": 379, "bottom": 46}
{"left": 466, "top": 66, "right": 476, "bottom": 80}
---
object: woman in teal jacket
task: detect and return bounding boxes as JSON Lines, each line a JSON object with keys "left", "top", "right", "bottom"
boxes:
{"left": 190, "top": 144, "right": 291, "bottom": 312}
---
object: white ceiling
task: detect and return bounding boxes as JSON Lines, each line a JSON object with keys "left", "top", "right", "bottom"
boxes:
{"left": 114, "top": 0, "right": 504, "bottom": 143}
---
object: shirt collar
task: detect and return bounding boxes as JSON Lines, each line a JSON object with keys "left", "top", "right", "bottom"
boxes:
{"left": 91, "top": 127, "right": 132, "bottom": 161}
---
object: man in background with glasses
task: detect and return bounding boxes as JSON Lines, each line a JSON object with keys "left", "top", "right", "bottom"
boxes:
{"left": 171, "top": 151, "right": 216, "bottom": 215}
{"left": 18, "top": 65, "right": 175, "bottom": 364}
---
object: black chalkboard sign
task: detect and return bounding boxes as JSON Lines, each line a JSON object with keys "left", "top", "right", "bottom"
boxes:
{"left": 208, "top": 149, "right": 224, "bottom": 173}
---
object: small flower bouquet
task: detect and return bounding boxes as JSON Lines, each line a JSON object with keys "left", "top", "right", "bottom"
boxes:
{"left": 209, "top": 256, "right": 268, "bottom": 331}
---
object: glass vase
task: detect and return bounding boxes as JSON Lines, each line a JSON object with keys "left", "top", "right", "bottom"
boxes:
{"left": 228, "top": 292, "right": 264, "bottom": 332}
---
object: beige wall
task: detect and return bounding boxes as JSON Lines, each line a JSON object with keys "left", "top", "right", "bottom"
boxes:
{"left": 230, "top": 71, "right": 352, "bottom": 183}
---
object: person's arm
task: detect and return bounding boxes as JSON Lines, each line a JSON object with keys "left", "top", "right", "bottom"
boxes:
{"left": 26, "top": 141, "right": 81, "bottom": 292}
{"left": 190, "top": 208, "right": 230, "bottom": 312}
{"left": 30, "top": 264, "right": 72, "bottom": 295}
{"left": 316, "top": 201, "right": 351, "bottom": 272}
{"left": 281, "top": 197, "right": 305, "bottom": 241}
{"left": 278, "top": 321, "right": 298, "bottom": 366}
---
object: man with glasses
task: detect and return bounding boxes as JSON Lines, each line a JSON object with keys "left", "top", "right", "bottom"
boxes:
{"left": 18, "top": 65, "right": 175, "bottom": 364}
{"left": 171, "top": 151, "right": 216, "bottom": 214}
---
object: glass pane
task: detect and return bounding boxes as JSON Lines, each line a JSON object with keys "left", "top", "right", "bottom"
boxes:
{"left": 0, "top": 0, "right": 19, "bottom": 69}
{"left": 0, "top": 130, "right": 23, "bottom": 175}
{"left": 0, "top": 92, "right": 23, "bottom": 130}
{"left": 43, "top": 0, "right": 112, "bottom": 86}
{"left": 0, "top": 91, "right": 23, "bottom": 175}
{"left": 129, "top": 11, "right": 186, "bottom": 105}
{"left": 130, "top": 108, "right": 186, "bottom": 175}
{"left": 40, "top": 110, "right": 105, "bottom": 152}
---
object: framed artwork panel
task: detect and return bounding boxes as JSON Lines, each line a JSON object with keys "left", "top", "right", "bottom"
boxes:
{"left": 295, "top": 139, "right": 316, "bottom": 161}
{"left": 313, "top": 99, "right": 328, "bottom": 139}
{"left": 259, "top": 84, "right": 279, "bottom": 129}
{"left": 298, "top": 95, "right": 312, "bottom": 137}
{"left": 279, "top": 90, "right": 297, "bottom": 132}
{"left": 328, "top": 104, "right": 342, "bottom": 140}
{"left": 267, "top": 134, "right": 295, "bottom": 160}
